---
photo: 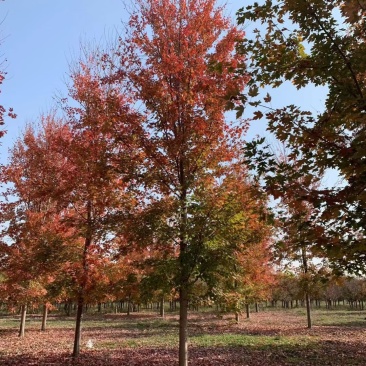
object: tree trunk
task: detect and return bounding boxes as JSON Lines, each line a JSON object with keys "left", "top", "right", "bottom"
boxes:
{"left": 67, "top": 301, "right": 72, "bottom": 316}
{"left": 72, "top": 298, "right": 84, "bottom": 358}
{"left": 41, "top": 304, "right": 48, "bottom": 331}
{"left": 19, "top": 304, "right": 27, "bottom": 337}
{"left": 179, "top": 286, "right": 189, "bottom": 366}
{"left": 301, "top": 245, "right": 312, "bottom": 328}
{"left": 235, "top": 312, "right": 240, "bottom": 324}
{"left": 246, "top": 303, "right": 250, "bottom": 319}
{"left": 178, "top": 170, "right": 189, "bottom": 366}
{"left": 160, "top": 295, "right": 165, "bottom": 318}
{"left": 127, "top": 298, "right": 131, "bottom": 316}
{"left": 305, "top": 292, "right": 312, "bottom": 329}
{"left": 72, "top": 200, "right": 92, "bottom": 359}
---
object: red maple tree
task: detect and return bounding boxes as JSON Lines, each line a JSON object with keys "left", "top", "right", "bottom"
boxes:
{"left": 108, "top": 1, "right": 252, "bottom": 364}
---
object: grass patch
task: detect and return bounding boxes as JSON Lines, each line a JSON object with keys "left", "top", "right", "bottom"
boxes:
{"left": 190, "top": 333, "right": 314, "bottom": 349}
{"left": 312, "top": 310, "right": 366, "bottom": 327}
{"left": 95, "top": 333, "right": 316, "bottom": 352}
{"left": 97, "top": 333, "right": 179, "bottom": 349}
{"left": 266, "top": 307, "right": 366, "bottom": 327}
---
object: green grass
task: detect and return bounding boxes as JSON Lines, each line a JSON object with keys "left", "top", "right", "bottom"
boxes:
{"left": 0, "top": 316, "right": 77, "bottom": 329}
{"left": 1, "top": 306, "right": 365, "bottom": 328}
{"left": 95, "top": 331, "right": 315, "bottom": 350}
{"left": 0, "top": 312, "right": 178, "bottom": 329}
{"left": 96, "top": 330, "right": 179, "bottom": 349}
{"left": 190, "top": 333, "right": 314, "bottom": 348}
{"left": 265, "top": 305, "right": 366, "bottom": 327}
{"left": 312, "top": 309, "right": 366, "bottom": 327}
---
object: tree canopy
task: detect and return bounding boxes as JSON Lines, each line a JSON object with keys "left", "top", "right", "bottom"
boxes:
{"left": 238, "top": 0, "right": 366, "bottom": 274}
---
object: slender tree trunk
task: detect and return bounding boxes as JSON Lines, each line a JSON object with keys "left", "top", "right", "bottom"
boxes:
{"left": 305, "top": 292, "right": 312, "bottom": 329}
{"left": 41, "top": 304, "right": 48, "bottom": 331}
{"left": 246, "top": 303, "right": 250, "bottom": 319}
{"left": 72, "top": 298, "right": 84, "bottom": 358}
{"left": 160, "top": 295, "right": 165, "bottom": 318}
{"left": 72, "top": 200, "right": 92, "bottom": 359}
{"left": 66, "top": 301, "right": 72, "bottom": 316}
{"left": 255, "top": 302, "right": 259, "bottom": 313}
{"left": 178, "top": 169, "right": 189, "bottom": 366}
{"left": 179, "top": 286, "right": 189, "bottom": 366}
{"left": 235, "top": 312, "right": 240, "bottom": 324}
{"left": 127, "top": 297, "right": 131, "bottom": 316}
{"left": 301, "top": 245, "right": 312, "bottom": 329}
{"left": 19, "top": 304, "right": 27, "bottom": 337}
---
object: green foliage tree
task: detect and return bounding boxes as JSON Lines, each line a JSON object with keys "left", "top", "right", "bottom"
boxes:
{"left": 238, "top": 0, "right": 366, "bottom": 274}
{"left": 273, "top": 154, "right": 325, "bottom": 328}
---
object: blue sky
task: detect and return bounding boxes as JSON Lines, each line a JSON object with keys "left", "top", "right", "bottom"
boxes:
{"left": 1, "top": 0, "right": 326, "bottom": 165}
{"left": 2, "top": 0, "right": 128, "bottom": 159}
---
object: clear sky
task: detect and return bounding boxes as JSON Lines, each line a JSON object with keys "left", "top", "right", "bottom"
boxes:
{"left": 1, "top": 0, "right": 326, "bottom": 165}
{"left": 1, "top": 0, "right": 129, "bottom": 160}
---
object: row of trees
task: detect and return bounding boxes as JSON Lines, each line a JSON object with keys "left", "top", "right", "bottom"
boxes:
{"left": 272, "top": 272, "right": 366, "bottom": 310}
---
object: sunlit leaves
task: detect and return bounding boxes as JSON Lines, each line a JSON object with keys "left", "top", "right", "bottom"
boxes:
{"left": 238, "top": 0, "right": 366, "bottom": 273}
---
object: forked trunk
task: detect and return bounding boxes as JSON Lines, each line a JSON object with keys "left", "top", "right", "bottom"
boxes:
{"left": 19, "top": 304, "right": 27, "bottom": 337}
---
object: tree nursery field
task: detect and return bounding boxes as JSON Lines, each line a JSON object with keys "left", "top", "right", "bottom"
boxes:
{"left": 1, "top": 307, "right": 365, "bottom": 366}
{"left": 1, "top": 1, "right": 366, "bottom": 366}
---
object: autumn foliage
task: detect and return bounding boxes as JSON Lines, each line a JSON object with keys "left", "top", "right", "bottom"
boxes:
{"left": 0, "top": 0, "right": 366, "bottom": 364}
{"left": 0, "top": 0, "right": 276, "bottom": 364}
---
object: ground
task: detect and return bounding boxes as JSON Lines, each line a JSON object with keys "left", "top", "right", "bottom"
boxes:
{"left": 0, "top": 306, "right": 365, "bottom": 365}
